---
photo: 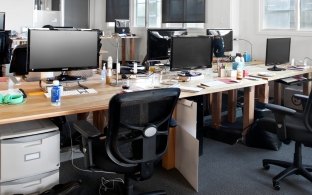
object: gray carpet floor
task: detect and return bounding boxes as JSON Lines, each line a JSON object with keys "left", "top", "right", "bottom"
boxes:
{"left": 60, "top": 138, "right": 312, "bottom": 194}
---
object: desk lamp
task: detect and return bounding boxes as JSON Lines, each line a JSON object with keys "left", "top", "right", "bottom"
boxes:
{"left": 304, "top": 57, "right": 312, "bottom": 67}
{"left": 234, "top": 38, "right": 253, "bottom": 62}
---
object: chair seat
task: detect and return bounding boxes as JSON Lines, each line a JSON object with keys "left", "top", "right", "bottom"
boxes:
{"left": 261, "top": 113, "right": 312, "bottom": 146}
{"left": 92, "top": 139, "right": 137, "bottom": 174}
{"left": 285, "top": 113, "right": 312, "bottom": 146}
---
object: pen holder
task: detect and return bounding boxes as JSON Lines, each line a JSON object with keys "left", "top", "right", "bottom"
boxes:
{"left": 232, "top": 62, "right": 245, "bottom": 70}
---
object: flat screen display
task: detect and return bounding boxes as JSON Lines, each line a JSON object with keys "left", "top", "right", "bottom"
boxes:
{"left": 170, "top": 36, "right": 213, "bottom": 71}
{"left": 115, "top": 19, "right": 130, "bottom": 34}
{"left": 28, "top": 29, "right": 98, "bottom": 72}
{"left": 207, "top": 29, "right": 233, "bottom": 52}
{"left": 0, "top": 12, "right": 5, "bottom": 31}
{"left": 147, "top": 28, "right": 187, "bottom": 61}
{"left": 265, "top": 38, "right": 291, "bottom": 66}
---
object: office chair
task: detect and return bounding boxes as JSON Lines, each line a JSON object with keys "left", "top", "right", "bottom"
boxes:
{"left": 73, "top": 88, "right": 180, "bottom": 195}
{"left": 9, "top": 44, "right": 28, "bottom": 75}
{"left": 260, "top": 90, "right": 312, "bottom": 190}
{"left": 0, "top": 31, "right": 12, "bottom": 76}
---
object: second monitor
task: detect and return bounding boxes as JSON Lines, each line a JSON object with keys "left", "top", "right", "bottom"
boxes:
{"left": 170, "top": 36, "right": 213, "bottom": 71}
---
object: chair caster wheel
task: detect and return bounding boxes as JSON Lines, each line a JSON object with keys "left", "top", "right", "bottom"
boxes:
{"left": 273, "top": 181, "right": 280, "bottom": 190}
{"left": 263, "top": 163, "right": 270, "bottom": 170}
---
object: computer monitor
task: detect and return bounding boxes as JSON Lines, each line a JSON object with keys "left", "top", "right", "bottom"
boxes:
{"left": 27, "top": 29, "right": 99, "bottom": 81}
{"left": 207, "top": 29, "right": 233, "bottom": 57}
{"left": 170, "top": 36, "right": 213, "bottom": 71}
{"left": 114, "top": 19, "right": 130, "bottom": 34}
{"left": 0, "top": 12, "right": 5, "bottom": 31}
{"left": 146, "top": 28, "right": 187, "bottom": 61}
{"left": 265, "top": 38, "right": 291, "bottom": 71}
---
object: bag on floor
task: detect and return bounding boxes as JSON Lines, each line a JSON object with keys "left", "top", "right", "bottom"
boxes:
{"left": 245, "top": 119, "right": 282, "bottom": 151}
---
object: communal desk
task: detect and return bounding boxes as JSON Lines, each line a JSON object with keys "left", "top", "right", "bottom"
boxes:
{"left": 246, "top": 64, "right": 312, "bottom": 104}
{"left": 1, "top": 65, "right": 310, "bottom": 170}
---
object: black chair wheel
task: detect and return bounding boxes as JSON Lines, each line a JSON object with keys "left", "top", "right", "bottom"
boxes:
{"left": 263, "top": 163, "right": 270, "bottom": 170}
{"left": 273, "top": 181, "right": 280, "bottom": 190}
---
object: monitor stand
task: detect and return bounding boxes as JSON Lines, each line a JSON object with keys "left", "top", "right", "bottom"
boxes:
{"left": 54, "top": 71, "right": 83, "bottom": 82}
{"left": 267, "top": 65, "right": 286, "bottom": 71}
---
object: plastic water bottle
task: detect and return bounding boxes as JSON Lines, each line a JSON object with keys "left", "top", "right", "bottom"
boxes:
{"left": 101, "top": 63, "right": 107, "bottom": 83}
{"left": 133, "top": 62, "right": 138, "bottom": 74}
{"left": 51, "top": 80, "right": 61, "bottom": 106}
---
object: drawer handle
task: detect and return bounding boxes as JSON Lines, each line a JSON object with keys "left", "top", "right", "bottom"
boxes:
{"left": 25, "top": 152, "right": 40, "bottom": 161}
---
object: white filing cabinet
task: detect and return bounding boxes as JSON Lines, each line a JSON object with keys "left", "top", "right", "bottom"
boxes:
{"left": 0, "top": 119, "right": 60, "bottom": 195}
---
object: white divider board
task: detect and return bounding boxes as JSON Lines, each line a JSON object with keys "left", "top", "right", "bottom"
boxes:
{"left": 175, "top": 99, "right": 199, "bottom": 192}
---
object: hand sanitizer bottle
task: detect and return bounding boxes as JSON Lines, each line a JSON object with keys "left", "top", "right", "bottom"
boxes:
{"left": 101, "top": 63, "right": 107, "bottom": 83}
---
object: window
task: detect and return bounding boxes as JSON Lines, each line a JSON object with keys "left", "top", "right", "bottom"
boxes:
{"left": 134, "top": 0, "right": 161, "bottom": 27}
{"left": 301, "top": 0, "right": 312, "bottom": 29}
{"left": 262, "top": 0, "right": 312, "bottom": 30}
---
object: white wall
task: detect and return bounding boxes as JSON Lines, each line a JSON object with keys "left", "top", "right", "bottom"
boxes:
{"left": 239, "top": 0, "right": 312, "bottom": 62}
{"left": 0, "top": 0, "right": 34, "bottom": 32}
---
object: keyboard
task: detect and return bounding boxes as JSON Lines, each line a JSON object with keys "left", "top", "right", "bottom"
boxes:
{"left": 44, "top": 88, "right": 97, "bottom": 98}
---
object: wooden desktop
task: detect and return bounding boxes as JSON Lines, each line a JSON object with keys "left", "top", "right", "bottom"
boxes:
{"left": 0, "top": 64, "right": 311, "bottom": 171}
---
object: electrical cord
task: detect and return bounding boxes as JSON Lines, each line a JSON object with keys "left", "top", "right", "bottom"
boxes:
{"left": 64, "top": 115, "right": 119, "bottom": 175}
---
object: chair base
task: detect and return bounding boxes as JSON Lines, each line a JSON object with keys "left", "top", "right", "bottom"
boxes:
{"left": 262, "top": 142, "right": 312, "bottom": 190}
{"left": 125, "top": 177, "right": 166, "bottom": 195}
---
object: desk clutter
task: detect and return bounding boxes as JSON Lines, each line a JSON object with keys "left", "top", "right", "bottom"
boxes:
{"left": 44, "top": 88, "right": 97, "bottom": 98}
{"left": 0, "top": 88, "right": 26, "bottom": 105}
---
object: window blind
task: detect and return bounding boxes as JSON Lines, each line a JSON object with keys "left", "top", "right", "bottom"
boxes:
{"left": 106, "top": 0, "right": 130, "bottom": 22}
{"left": 162, "top": 0, "right": 205, "bottom": 23}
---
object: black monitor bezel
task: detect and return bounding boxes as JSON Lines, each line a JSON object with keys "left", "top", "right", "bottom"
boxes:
{"left": 170, "top": 36, "right": 213, "bottom": 71}
{"left": 146, "top": 28, "right": 187, "bottom": 61}
{"left": 0, "top": 12, "right": 5, "bottom": 31}
{"left": 27, "top": 29, "right": 99, "bottom": 72}
{"left": 265, "top": 37, "right": 291, "bottom": 66}
{"left": 206, "top": 28, "right": 233, "bottom": 52}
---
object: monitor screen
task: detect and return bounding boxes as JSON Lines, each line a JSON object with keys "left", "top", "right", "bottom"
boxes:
{"left": 265, "top": 38, "right": 291, "bottom": 69}
{"left": 146, "top": 28, "right": 187, "bottom": 61}
{"left": 115, "top": 19, "right": 130, "bottom": 34}
{"left": 207, "top": 29, "right": 233, "bottom": 54}
{"left": 170, "top": 36, "right": 213, "bottom": 71}
{"left": 0, "top": 12, "right": 5, "bottom": 31}
{"left": 27, "top": 29, "right": 98, "bottom": 73}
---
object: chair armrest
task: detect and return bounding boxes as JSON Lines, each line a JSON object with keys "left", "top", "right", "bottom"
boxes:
{"left": 293, "top": 94, "right": 308, "bottom": 101}
{"left": 265, "top": 103, "right": 296, "bottom": 115}
{"left": 73, "top": 120, "right": 101, "bottom": 139}
{"left": 265, "top": 103, "right": 297, "bottom": 141}
{"left": 293, "top": 94, "right": 309, "bottom": 109}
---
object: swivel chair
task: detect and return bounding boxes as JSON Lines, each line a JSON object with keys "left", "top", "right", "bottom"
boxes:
{"left": 9, "top": 44, "right": 28, "bottom": 75}
{"left": 0, "top": 30, "right": 12, "bottom": 76}
{"left": 73, "top": 88, "right": 180, "bottom": 195}
{"left": 260, "top": 90, "right": 312, "bottom": 190}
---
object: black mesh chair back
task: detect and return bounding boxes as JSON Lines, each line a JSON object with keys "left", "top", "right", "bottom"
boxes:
{"left": 105, "top": 88, "right": 180, "bottom": 179}
{"left": 304, "top": 90, "right": 312, "bottom": 132}
{"left": 9, "top": 44, "right": 28, "bottom": 75}
{"left": 0, "top": 31, "right": 12, "bottom": 64}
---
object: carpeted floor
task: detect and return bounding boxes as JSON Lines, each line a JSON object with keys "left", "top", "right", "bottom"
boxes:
{"left": 60, "top": 138, "right": 312, "bottom": 195}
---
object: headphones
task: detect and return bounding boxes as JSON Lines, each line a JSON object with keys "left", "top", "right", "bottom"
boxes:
{"left": 0, "top": 94, "right": 24, "bottom": 105}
